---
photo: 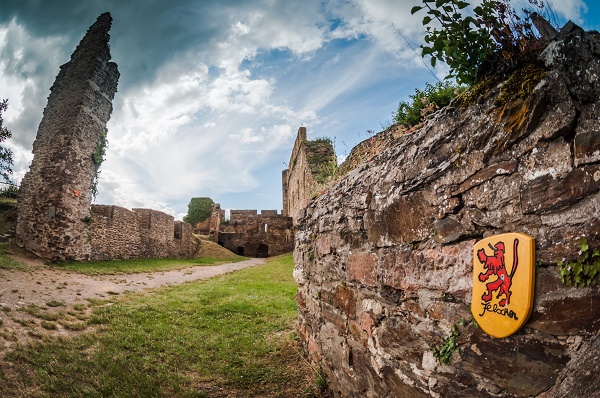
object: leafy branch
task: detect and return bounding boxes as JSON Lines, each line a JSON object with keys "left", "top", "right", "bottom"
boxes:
{"left": 412, "top": 0, "right": 546, "bottom": 84}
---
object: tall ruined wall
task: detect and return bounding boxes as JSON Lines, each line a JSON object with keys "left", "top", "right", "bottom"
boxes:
{"left": 219, "top": 210, "right": 293, "bottom": 257}
{"left": 283, "top": 127, "right": 336, "bottom": 223}
{"left": 294, "top": 24, "right": 600, "bottom": 398}
{"left": 90, "top": 205, "right": 195, "bottom": 260}
{"left": 16, "top": 13, "right": 119, "bottom": 261}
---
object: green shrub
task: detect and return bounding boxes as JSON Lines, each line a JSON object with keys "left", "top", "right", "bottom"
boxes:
{"left": 394, "top": 81, "right": 464, "bottom": 127}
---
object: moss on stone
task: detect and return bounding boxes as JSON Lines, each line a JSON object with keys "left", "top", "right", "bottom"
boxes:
{"left": 452, "top": 74, "right": 503, "bottom": 109}
{"left": 453, "top": 64, "right": 547, "bottom": 110}
{"left": 303, "top": 138, "right": 337, "bottom": 184}
{"left": 496, "top": 64, "right": 547, "bottom": 106}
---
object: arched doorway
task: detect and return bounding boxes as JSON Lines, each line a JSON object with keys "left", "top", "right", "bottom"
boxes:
{"left": 257, "top": 244, "right": 269, "bottom": 258}
{"left": 237, "top": 246, "right": 245, "bottom": 256}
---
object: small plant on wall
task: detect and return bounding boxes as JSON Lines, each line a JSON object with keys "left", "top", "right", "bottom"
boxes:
{"left": 557, "top": 238, "right": 600, "bottom": 287}
{"left": 432, "top": 324, "right": 460, "bottom": 364}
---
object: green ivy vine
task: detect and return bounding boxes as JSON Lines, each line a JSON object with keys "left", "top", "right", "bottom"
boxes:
{"left": 91, "top": 131, "right": 108, "bottom": 199}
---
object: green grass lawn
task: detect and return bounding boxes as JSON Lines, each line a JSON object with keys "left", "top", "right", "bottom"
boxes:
{"left": 0, "top": 254, "right": 328, "bottom": 397}
{"left": 56, "top": 255, "right": 248, "bottom": 275}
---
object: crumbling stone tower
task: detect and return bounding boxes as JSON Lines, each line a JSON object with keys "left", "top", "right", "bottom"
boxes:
{"left": 16, "top": 13, "right": 119, "bottom": 261}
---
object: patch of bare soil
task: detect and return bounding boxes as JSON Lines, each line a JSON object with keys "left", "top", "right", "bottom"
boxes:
{"left": 0, "top": 251, "right": 264, "bottom": 349}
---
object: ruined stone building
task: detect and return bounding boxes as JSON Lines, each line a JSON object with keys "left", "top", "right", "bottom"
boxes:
{"left": 218, "top": 210, "right": 293, "bottom": 257}
{"left": 282, "top": 127, "right": 337, "bottom": 223}
{"left": 16, "top": 13, "right": 195, "bottom": 262}
{"left": 188, "top": 201, "right": 293, "bottom": 258}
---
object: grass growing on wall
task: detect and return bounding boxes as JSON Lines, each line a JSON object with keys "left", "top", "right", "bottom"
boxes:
{"left": 1, "top": 254, "right": 329, "bottom": 397}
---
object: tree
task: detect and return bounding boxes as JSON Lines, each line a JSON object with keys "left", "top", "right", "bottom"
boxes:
{"left": 183, "top": 197, "right": 215, "bottom": 226}
{"left": 0, "top": 99, "right": 14, "bottom": 182}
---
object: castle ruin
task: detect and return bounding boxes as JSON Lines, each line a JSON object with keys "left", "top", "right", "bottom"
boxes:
{"left": 218, "top": 210, "right": 293, "bottom": 257}
{"left": 16, "top": 13, "right": 196, "bottom": 262}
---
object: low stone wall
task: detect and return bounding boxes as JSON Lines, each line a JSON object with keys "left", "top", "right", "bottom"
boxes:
{"left": 90, "top": 205, "right": 196, "bottom": 261}
{"left": 294, "top": 25, "right": 600, "bottom": 398}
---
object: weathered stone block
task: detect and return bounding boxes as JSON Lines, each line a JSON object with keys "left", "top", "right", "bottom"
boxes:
{"left": 347, "top": 252, "right": 378, "bottom": 286}
{"left": 453, "top": 160, "right": 518, "bottom": 196}
{"left": 461, "top": 329, "right": 569, "bottom": 396}
{"left": 432, "top": 217, "right": 466, "bottom": 244}
{"left": 366, "top": 193, "right": 434, "bottom": 247}
{"left": 332, "top": 284, "right": 356, "bottom": 319}
{"left": 521, "top": 165, "right": 600, "bottom": 214}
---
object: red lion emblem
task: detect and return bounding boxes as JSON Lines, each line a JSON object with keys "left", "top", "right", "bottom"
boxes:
{"left": 477, "top": 239, "right": 519, "bottom": 307}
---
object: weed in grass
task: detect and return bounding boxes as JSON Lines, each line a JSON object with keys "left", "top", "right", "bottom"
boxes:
{"left": 41, "top": 321, "right": 57, "bottom": 330}
{"left": 28, "top": 330, "right": 44, "bottom": 339}
{"left": 20, "top": 304, "right": 62, "bottom": 322}
{"left": 46, "top": 300, "right": 65, "bottom": 308}
{"left": 59, "top": 320, "right": 87, "bottom": 331}
{"left": 12, "top": 317, "right": 36, "bottom": 327}
{"left": 73, "top": 304, "right": 86, "bottom": 311}
{"left": 67, "top": 311, "right": 89, "bottom": 321}
{"left": 1, "top": 305, "right": 11, "bottom": 313}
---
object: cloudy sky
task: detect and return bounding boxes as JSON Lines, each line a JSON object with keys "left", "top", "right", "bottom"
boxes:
{"left": 0, "top": 0, "right": 597, "bottom": 219}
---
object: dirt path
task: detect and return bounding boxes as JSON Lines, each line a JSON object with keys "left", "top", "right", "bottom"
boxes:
{"left": 0, "top": 254, "right": 265, "bottom": 348}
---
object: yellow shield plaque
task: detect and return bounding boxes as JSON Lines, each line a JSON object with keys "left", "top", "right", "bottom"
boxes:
{"left": 471, "top": 233, "right": 535, "bottom": 338}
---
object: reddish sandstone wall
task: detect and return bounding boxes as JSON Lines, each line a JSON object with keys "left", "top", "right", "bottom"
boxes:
{"left": 294, "top": 24, "right": 600, "bottom": 398}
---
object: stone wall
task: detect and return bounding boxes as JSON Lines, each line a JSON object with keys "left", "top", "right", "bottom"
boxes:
{"left": 16, "top": 13, "right": 119, "bottom": 261}
{"left": 337, "top": 124, "right": 407, "bottom": 178}
{"left": 283, "top": 127, "right": 336, "bottom": 223}
{"left": 294, "top": 24, "right": 600, "bottom": 398}
{"left": 219, "top": 210, "right": 293, "bottom": 257}
{"left": 90, "top": 205, "right": 196, "bottom": 261}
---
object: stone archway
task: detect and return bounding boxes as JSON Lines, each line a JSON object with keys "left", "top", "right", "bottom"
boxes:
{"left": 257, "top": 244, "right": 269, "bottom": 258}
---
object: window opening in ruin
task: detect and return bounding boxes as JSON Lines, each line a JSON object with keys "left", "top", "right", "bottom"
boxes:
{"left": 237, "top": 246, "right": 245, "bottom": 256}
{"left": 174, "top": 224, "right": 182, "bottom": 240}
{"left": 264, "top": 223, "right": 268, "bottom": 233}
{"left": 257, "top": 244, "right": 269, "bottom": 258}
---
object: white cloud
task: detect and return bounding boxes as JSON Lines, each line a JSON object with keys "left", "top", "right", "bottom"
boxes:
{"left": 546, "top": 0, "right": 588, "bottom": 23}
